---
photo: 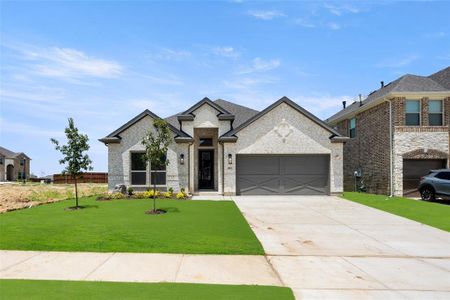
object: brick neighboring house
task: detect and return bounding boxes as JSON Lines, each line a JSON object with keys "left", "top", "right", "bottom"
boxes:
{"left": 0, "top": 146, "right": 31, "bottom": 181}
{"left": 327, "top": 66, "right": 450, "bottom": 196}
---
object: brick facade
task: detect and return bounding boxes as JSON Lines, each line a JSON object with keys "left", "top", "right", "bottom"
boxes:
{"left": 334, "top": 96, "right": 450, "bottom": 196}
{"left": 336, "top": 102, "right": 391, "bottom": 194}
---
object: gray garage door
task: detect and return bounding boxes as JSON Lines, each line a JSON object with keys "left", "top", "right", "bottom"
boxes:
{"left": 236, "top": 154, "right": 330, "bottom": 195}
{"left": 403, "top": 159, "right": 447, "bottom": 196}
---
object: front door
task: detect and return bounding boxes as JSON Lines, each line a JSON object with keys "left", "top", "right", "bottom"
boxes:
{"left": 198, "top": 150, "right": 214, "bottom": 189}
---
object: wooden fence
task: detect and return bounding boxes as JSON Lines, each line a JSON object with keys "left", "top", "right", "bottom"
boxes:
{"left": 53, "top": 172, "right": 108, "bottom": 184}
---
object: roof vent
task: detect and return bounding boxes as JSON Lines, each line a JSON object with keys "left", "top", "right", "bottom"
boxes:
{"left": 381, "top": 81, "right": 384, "bottom": 88}
{"left": 342, "top": 101, "right": 346, "bottom": 109}
{"left": 359, "top": 94, "right": 363, "bottom": 106}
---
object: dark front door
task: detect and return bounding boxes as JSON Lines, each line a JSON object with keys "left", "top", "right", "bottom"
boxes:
{"left": 198, "top": 150, "right": 214, "bottom": 189}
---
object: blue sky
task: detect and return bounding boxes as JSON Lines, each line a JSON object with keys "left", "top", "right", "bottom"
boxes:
{"left": 1, "top": 1, "right": 449, "bottom": 176}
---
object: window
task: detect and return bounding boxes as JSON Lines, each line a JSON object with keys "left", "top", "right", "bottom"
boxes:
{"left": 0, "top": 157, "right": 3, "bottom": 165}
{"left": 436, "top": 172, "right": 450, "bottom": 180}
{"left": 428, "top": 100, "right": 443, "bottom": 126}
{"left": 20, "top": 159, "right": 25, "bottom": 166}
{"left": 130, "top": 152, "right": 146, "bottom": 185}
{"left": 151, "top": 154, "right": 166, "bottom": 185}
{"left": 405, "top": 100, "right": 420, "bottom": 126}
{"left": 349, "top": 118, "right": 356, "bottom": 138}
{"left": 199, "top": 138, "right": 213, "bottom": 147}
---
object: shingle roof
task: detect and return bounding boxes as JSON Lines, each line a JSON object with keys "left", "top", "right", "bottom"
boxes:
{"left": 0, "top": 146, "right": 17, "bottom": 158}
{"left": 99, "top": 109, "right": 191, "bottom": 144}
{"left": 326, "top": 67, "right": 450, "bottom": 124}
{"left": 429, "top": 66, "right": 450, "bottom": 89}
{"left": 0, "top": 146, "right": 30, "bottom": 159}
{"left": 164, "top": 98, "right": 259, "bottom": 129}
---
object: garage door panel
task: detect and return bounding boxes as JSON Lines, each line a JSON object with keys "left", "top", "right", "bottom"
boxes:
{"left": 283, "top": 175, "right": 329, "bottom": 195}
{"left": 282, "top": 155, "right": 329, "bottom": 175}
{"left": 236, "top": 155, "right": 329, "bottom": 195}
{"left": 403, "top": 159, "right": 447, "bottom": 196}
{"left": 237, "top": 156, "right": 279, "bottom": 174}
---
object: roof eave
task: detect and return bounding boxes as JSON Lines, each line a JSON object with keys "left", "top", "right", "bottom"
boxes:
{"left": 98, "top": 137, "right": 121, "bottom": 145}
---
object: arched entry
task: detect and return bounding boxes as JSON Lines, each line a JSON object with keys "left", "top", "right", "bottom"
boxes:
{"left": 6, "top": 165, "right": 14, "bottom": 181}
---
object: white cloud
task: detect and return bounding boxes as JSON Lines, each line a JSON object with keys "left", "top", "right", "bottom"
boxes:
{"left": 237, "top": 57, "right": 281, "bottom": 74}
{"left": 323, "top": 3, "right": 361, "bottom": 16}
{"left": 151, "top": 48, "right": 191, "bottom": 61}
{"left": 294, "top": 18, "right": 316, "bottom": 28}
{"left": 213, "top": 46, "right": 240, "bottom": 58}
{"left": 376, "top": 54, "right": 419, "bottom": 68}
{"left": 423, "top": 32, "right": 447, "bottom": 39}
{"left": 224, "top": 76, "right": 278, "bottom": 89}
{"left": 19, "top": 46, "right": 123, "bottom": 79}
{"left": 247, "top": 10, "right": 285, "bottom": 20}
{"left": 327, "top": 22, "right": 341, "bottom": 30}
{"left": 0, "top": 118, "right": 64, "bottom": 138}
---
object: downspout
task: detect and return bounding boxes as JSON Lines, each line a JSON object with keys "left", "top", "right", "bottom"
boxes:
{"left": 387, "top": 99, "right": 394, "bottom": 197}
{"left": 221, "top": 142, "right": 225, "bottom": 195}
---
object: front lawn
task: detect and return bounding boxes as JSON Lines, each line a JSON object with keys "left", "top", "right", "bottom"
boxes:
{"left": 342, "top": 192, "right": 450, "bottom": 232}
{"left": 0, "top": 197, "right": 264, "bottom": 254}
{"left": 0, "top": 280, "right": 295, "bottom": 300}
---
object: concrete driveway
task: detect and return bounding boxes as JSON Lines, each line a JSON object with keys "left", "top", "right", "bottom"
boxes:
{"left": 233, "top": 195, "right": 450, "bottom": 299}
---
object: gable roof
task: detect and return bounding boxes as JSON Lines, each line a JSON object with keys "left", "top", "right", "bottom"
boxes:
{"left": 176, "top": 97, "right": 234, "bottom": 122}
{"left": 214, "top": 99, "right": 259, "bottom": 128}
{"left": 99, "top": 109, "right": 191, "bottom": 144}
{"left": 222, "top": 96, "right": 342, "bottom": 139}
{"left": 429, "top": 66, "right": 450, "bottom": 89}
{"left": 0, "top": 146, "right": 30, "bottom": 159}
{"left": 165, "top": 98, "right": 259, "bottom": 129}
{"left": 327, "top": 67, "right": 450, "bottom": 124}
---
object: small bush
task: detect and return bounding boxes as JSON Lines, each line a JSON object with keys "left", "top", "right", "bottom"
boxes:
{"left": 127, "top": 187, "right": 134, "bottom": 196}
{"left": 176, "top": 191, "right": 187, "bottom": 199}
{"left": 163, "top": 191, "right": 172, "bottom": 198}
{"left": 133, "top": 192, "right": 147, "bottom": 199}
{"left": 144, "top": 189, "right": 160, "bottom": 198}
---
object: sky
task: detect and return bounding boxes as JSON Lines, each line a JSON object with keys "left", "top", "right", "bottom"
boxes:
{"left": 1, "top": 1, "right": 449, "bottom": 176}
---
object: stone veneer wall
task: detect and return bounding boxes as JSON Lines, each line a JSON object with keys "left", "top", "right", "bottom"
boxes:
{"left": 335, "top": 102, "right": 391, "bottom": 194}
{"left": 107, "top": 115, "right": 189, "bottom": 192}
{"left": 224, "top": 102, "right": 344, "bottom": 195}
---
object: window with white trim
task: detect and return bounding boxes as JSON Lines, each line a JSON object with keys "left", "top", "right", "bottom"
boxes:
{"left": 428, "top": 100, "right": 443, "bottom": 126}
{"left": 405, "top": 100, "right": 420, "bottom": 126}
{"left": 130, "top": 152, "right": 147, "bottom": 185}
{"left": 349, "top": 118, "right": 356, "bottom": 138}
{"left": 151, "top": 154, "right": 166, "bottom": 185}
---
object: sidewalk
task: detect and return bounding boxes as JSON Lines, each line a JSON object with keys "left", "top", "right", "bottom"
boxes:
{"left": 0, "top": 250, "right": 282, "bottom": 286}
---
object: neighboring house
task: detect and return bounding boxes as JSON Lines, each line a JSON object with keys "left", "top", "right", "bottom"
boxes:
{"left": 100, "top": 97, "right": 347, "bottom": 195}
{"left": 0, "top": 146, "right": 31, "bottom": 181}
{"left": 327, "top": 66, "right": 450, "bottom": 196}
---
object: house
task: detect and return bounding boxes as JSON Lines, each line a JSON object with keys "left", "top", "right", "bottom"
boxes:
{"left": 100, "top": 97, "right": 347, "bottom": 195}
{"left": 0, "top": 146, "right": 31, "bottom": 181}
{"left": 327, "top": 66, "right": 450, "bottom": 196}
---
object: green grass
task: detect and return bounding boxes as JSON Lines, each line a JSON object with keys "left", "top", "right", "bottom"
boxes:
{"left": 0, "top": 197, "right": 264, "bottom": 254}
{"left": 0, "top": 280, "right": 295, "bottom": 300}
{"left": 342, "top": 192, "right": 450, "bottom": 232}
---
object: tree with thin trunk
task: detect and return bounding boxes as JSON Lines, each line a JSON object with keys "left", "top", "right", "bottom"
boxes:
{"left": 51, "top": 118, "right": 93, "bottom": 209}
{"left": 142, "top": 118, "right": 171, "bottom": 213}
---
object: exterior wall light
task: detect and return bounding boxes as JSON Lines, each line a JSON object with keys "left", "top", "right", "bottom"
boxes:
{"left": 228, "top": 154, "right": 233, "bottom": 165}
{"left": 180, "top": 154, "right": 185, "bottom": 165}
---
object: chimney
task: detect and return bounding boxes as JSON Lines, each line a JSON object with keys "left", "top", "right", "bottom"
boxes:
{"left": 381, "top": 81, "right": 384, "bottom": 88}
{"left": 342, "top": 100, "right": 346, "bottom": 109}
{"left": 359, "top": 94, "right": 362, "bottom": 106}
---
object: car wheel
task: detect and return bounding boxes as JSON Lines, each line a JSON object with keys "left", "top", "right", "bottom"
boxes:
{"left": 421, "top": 188, "right": 435, "bottom": 201}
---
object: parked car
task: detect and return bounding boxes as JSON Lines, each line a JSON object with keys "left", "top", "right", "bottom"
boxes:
{"left": 418, "top": 169, "right": 450, "bottom": 201}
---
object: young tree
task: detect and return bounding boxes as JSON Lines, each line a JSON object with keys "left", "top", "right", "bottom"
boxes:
{"left": 51, "top": 118, "right": 93, "bottom": 209}
{"left": 142, "top": 118, "right": 171, "bottom": 213}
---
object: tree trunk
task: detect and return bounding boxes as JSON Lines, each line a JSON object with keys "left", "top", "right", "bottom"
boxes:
{"left": 153, "top": 174, "right": 156, "bottom": 212}
{"left": 74, "top": 175, "right": 79, "bottom": 208}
